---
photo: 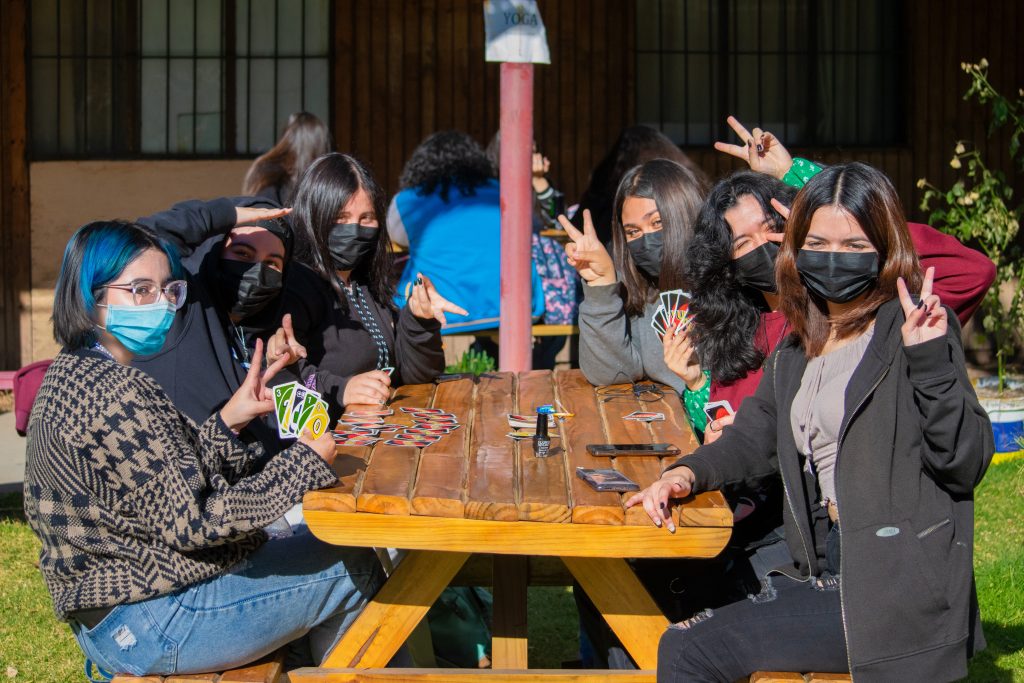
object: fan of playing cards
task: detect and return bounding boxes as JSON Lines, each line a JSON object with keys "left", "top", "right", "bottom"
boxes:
{"left": 651, "top": 289, "right": 692, "bottom": 339}
{"left": 332, "top": 406, "right": 462, "bottom": 448}
{"left": 273, "top": 382, "right": 332, "bottom": 440}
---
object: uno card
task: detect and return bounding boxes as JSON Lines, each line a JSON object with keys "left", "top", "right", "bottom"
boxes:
{"left": 273, "top": 382, "right": 298, "bottom": 438}
{"left": 399, "top": 406, "right": 431, "bottom": 413}
{"left": 381, "top": 366, "right": 395, "bottom": 376}
{"left": 384, "top": 439, "right": 434, "bottom": 447}
{"left": 393, "top": 432, "right": 440, "bottom": 442}
{"left": 405, "top": 426, "right": 451, "bottom": 436}
{"left": 346, "top": 409, "right": 394, "bottom": 418}
{"left": 375, "top": 424, "right": 402, "bottom": 432}
{"left": 303, "top": 401, "right": 331, "bottom": 439}
{"left": 285, "top": 386, "right": 311, "bottom": 436}
{"left": 349, "top": 426, "right": 381, "bottom": 435}
{"left": 623, "top": 411, "right": 665, "bottom": 422}
{"left": 339, "top": 419, "right": 386, "bottom": 428}
{"left": 405, "top": 407, "right": 447, "bottom": 415}
{"left": 507, "top": 429, "right": 536, "bottom": 440}
{"left": 293, "top": 392, "right": 323, "bottom": 435}
{"left": 650, "top": 312, "right": 668, "bottom": 339}
{"left": 703, "top": 400, "right": 736, "bottom": 423}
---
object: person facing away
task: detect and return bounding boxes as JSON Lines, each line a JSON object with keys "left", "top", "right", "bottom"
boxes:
{"left": 573, "top": 125, "right": 710, "bottom": 245}
{"left": 629, "top": 162, "right": 993, "bottom": 682}
{"left": 388, "top": 130, "right": 546, "bottom": 335}
{"left": 242, "top": 111, "right": 332, "bottom": 206}
{"left": 24, "top": 220, "right": 383, "bottom": 676}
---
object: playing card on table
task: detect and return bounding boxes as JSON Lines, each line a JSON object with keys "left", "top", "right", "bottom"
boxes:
{"left": 623, "top": 411, "right": 666, "bottom": 422}
{"left": 507, "top": 414, "right": 553, "bottom": 429}
{"left": 345, "top": 408, "right": 394, "bottom": 418}
{"left": 384, "top": 439, "right": 433, "bottom": 447}
{"left": 405, "top": 426, "right": 451, "bottom": 436}
{"left": 400, "top": 406, "right": 436, "bottom": 413}
{"left": 393, "top": 432, "right": 440, "bottom": 442}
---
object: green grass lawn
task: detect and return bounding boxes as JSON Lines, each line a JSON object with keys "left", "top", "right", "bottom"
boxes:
{"left": 3, "top": 460, "right": 1022, "bottom": 681}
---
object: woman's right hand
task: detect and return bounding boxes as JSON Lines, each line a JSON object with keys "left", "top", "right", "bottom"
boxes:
{"left": 704, "top": 414, "right": 734, "bottom": 444}
{"left": 558, "top": 209, "right": 616, "bottom": 286}
{"left": 714, "top": 115, "right": 794, "bottom": 180}
{"left": 662, "top": 322, "right": 705, "bottom": 391}
{"left": 343, "top": 370, "right": 392, "bottom": 406}
{"left": 235, "top": 206, "right": 292, "bottom": 225}
{"left": 299, "top": 427, "right": 337, "bottom": 466}
{"left": 625, "top": 469, "right": 696, "bottom": 533}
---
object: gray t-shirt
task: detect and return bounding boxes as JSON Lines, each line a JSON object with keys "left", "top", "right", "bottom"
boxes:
{"left": 790, "top": 327, "right": 874, "bottom": 506}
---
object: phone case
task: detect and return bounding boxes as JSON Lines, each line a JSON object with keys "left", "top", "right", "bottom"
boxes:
{"left": 575, "top": 467, "right": 640, "bottom": 492}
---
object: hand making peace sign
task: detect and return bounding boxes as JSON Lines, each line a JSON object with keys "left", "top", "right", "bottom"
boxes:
{"left": 714, "top": 115, "right": 794, "bottom": 180}
{"left": 897, "top": 267, "right": 947, "bottom": 346}
{"left": 558, "top": 209, "right": 616, "bottom": 286}
{"left": 219, "top": 339, "right": 291, "bottom": 433}
{"left": 408, "top": 273, "right": 469, "bottom": 326}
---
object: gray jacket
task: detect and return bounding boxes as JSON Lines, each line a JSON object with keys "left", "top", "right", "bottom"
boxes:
{"left": 578, "top": 282, "right": 685, "bottom": 395}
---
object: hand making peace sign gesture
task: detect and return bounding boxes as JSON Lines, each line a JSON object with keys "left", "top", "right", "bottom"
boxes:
{"left": 897, "top": 266, "right": 947, "bottom": 347}
{"left": 558, "top": 209, "right": 616, "bottom": 286}
{"left": 714, "top": 115, "right": 794, "bottom": 180}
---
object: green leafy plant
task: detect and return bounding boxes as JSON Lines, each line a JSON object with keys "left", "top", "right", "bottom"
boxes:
{"left": 919, "top": 59, "right": 1024, "bottom": 388}
{"left": 445, "top": 347, "right": 496, "bottom": 376}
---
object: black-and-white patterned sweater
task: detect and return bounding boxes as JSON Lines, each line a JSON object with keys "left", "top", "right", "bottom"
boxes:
{"left": 23, "top": 347, "right": 337, "bottom": 619}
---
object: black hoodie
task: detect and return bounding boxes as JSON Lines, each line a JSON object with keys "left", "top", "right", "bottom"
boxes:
{"left": 667, "top": 299, "right": 993, "bottom": 681}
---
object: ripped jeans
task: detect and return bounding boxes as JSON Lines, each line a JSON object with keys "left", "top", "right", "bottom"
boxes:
{"left": 69, "top": 528, "right": 384, "bottom": 677}
{"left": 657, "top": 524, "right": 848, "bottom": 682}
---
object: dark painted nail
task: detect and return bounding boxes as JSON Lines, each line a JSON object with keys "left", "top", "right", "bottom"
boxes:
{"left": 660, "top": 502, "right": 666, "bottom": 509}
{"left": 916, "top": 299, "right": 925, "bottom": 309}
{"left": 756, "top": 144, "right": 764, "bottom": 153}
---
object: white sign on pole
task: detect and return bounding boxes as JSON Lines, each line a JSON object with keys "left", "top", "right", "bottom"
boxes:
{"left": 483, "top": 1, "right": 550, "bottom": 64}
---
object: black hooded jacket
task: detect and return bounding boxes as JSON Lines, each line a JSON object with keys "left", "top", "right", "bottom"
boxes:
{"left": 667, "top": 299, "right": 993, "bottom": 681}
{"left": 132, "top": 196, "right": 293, "bottom": 457}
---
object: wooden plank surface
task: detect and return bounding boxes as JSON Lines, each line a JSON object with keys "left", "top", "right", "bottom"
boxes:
{"left": 289, "top": 670, "right": 656, "bottom": 682}
{"left": 304, "top": 510, "right": 730, "bottom": 559}
{"left": 356, "top": 383, "right": 436, "bottom": 515}
{"left": 597, "top": 389, "right": 666, "bottom": 526}
{"left": 321, "top": 550, "right": 470, "bottom": 669}
{"left": 410, "top": 376, "right": 474, "bottom": 518}
{"left": 515, "top": 370, "right": 571, "bottom": 522}
{"left": 553, "top": 370, "right": 625, "bottom": 524}
{"left": 464, "top": 373, "right": 518, "bottom": 521}
{"left": 562, "top": 556, "right": 668, "bottom": 670}
{"left": 491, "top": 556, "right": 529, "bottom": 669}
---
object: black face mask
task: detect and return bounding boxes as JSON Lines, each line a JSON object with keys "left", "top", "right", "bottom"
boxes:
{"left": 626, "top": 230, "right": 663, "bottom": 280}
{"left": 328, "top": 223, "right": 379, "bottom": 271}
{"left": 734, "top": 241, "right": 780, "bottom": 293}
{"left": 215, "top": 260, "right": 284, "bottom": 320}
{"left": 796, "top": 249, "right": 879, "bottom": 303}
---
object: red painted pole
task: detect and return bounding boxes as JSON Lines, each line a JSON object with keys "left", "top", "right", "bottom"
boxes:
{"left": 498, "top": 61, "right": 534, "bottom": 373}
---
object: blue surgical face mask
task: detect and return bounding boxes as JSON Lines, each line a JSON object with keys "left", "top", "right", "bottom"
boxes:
{"left": 97, "top": 301, "right": 176, "bottom": 356}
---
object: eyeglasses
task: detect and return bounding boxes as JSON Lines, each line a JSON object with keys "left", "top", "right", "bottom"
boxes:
{"left": 596, "top": 381, "right": 665, "bottom": 403}
{"left": 98, "top": 279, "right": 188, "bottom": 310}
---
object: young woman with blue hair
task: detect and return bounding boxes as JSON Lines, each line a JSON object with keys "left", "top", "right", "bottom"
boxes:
{"left": 24, "top": 220, "right": 384, "bottom": 676}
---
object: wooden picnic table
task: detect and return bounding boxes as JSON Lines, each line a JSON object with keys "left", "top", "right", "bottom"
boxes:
{"left": 293, "top": 369, "right": 732, "bottom": 682}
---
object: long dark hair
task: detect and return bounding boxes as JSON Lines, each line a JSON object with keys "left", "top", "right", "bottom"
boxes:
{"left": 242, "top": 112, "right": 332, "bottom": 204}
{"left": 611, "top": 159, "right": 705, "bottom": 317}
{"left": 687, "top": 172, "right": 796, "bottom": 382}
{"left": 777, "top": 162, "right": 922, "bottom": 357}
{"left": 399, "top": 130, "right": 495, "bottom": 201}
{"left": 576, "top": 126, "right": 710, "bottom": 244}
{"left": 292, "top": 153, "right": 395, "bottom": 311}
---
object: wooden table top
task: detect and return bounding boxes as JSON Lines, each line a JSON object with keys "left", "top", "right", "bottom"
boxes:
{"left": 303, "top": 370, "right": 732, "bottom": 559}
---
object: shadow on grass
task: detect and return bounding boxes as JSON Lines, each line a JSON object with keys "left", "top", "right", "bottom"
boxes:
{"left": 0, "top": 491, "right": 25, "bottom": 523}
{"left": 966, "top": 621, "right": 1024, "bottom": 681}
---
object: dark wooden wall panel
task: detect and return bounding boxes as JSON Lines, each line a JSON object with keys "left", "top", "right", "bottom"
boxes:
{"left": 332, "top": 0, "right": 636, "bottom": 202}
{"left": 0, "top": 0, "right": 30, "bottom": 369}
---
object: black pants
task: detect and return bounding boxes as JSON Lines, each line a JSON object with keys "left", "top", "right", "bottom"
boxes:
{"left": 657, "top": 526, "right": 848, "bottom": 682}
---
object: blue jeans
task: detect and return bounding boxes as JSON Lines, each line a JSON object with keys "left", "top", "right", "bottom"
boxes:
{"left": 69, "top": 529, "right": 384, "bottom": 676}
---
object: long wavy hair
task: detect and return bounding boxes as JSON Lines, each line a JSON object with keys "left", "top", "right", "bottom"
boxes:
{"left": 777, "top": 162, "right": 922, "bottom": 357}
{"left": 398, "top": 130, "right": 494, "bottom": 202}
{"left": 687, "top": 172, "right": 796, "bottom": 383}
{"left": 576, "top": 126, "right": 710, "bottom": 244}
{"left": 291, "top": 153, "right": 395, "bottom": 312}
{"left": 611, "top": 159, "right": 705, "bottom": 318}
{"left": 242, "top": 112, "right": 333, "bottom": 204}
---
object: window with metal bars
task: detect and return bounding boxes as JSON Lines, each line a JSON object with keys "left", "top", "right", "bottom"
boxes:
{"left": 28, "top": 0, "right": 330, "bottom": 159}
{"left": 636, "top": 0, "right": 907, "bottom": 147}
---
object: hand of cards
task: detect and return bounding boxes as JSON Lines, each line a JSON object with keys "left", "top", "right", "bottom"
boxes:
{"left": 273, "top": 381, "right": 331, "bottom": 440}
{"left": 650, "top": 289, "right": 692, "bottom": 339}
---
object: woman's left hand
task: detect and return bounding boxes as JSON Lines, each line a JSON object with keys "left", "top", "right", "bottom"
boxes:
{"left": 408, "top": 273, "right": 469, "bottom": 325}
{"left": 220, "top": 339, "right": 290, "bottom": 432}
{"left": 897, "top": 267, "right": 947, "bottom": 346}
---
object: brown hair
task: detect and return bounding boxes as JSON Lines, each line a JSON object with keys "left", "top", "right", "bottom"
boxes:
{"left": 242, "top": 112, "right": 332, "bottom": 204}
{"left": 776, "top": 162, "right": 922, "bottom": 357}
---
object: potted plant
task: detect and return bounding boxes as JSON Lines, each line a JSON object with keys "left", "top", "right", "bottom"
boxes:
{"left": 919, "top": 58, "right": 1024, "bottom": 460}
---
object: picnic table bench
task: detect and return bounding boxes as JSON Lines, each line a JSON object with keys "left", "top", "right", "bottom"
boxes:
{"left": 290, "top": 369, "right": 733, "bottom": 681}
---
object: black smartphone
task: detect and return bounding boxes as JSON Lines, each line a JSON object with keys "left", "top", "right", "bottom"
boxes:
{"left": 586, "top": 443, "right": 681, "bottom": 457}
{"left": 575, "top": 467, "right": 640, "bottom": 492}
{"left": 434, "top": 373, "right": 468, "bottom": 383}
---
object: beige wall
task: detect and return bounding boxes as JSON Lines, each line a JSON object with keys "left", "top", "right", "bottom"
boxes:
{"left": 27, "top": 160, "right": 253, "bottom": 361}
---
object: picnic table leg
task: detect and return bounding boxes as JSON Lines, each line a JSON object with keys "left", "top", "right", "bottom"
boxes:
{"left": 491, "top": 555, "right": 529, "bottom": 669}
{"left": 321, "top": 550, "right": 471, "bottom": 669}
{"left": 561, "top": 556, "right": 669, "bottom": 670}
